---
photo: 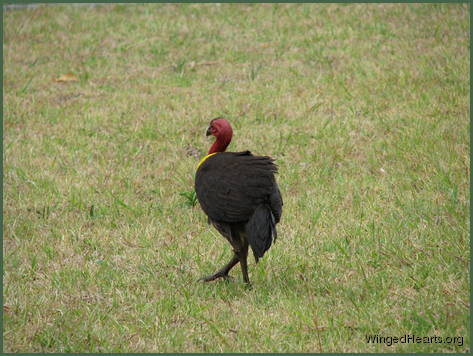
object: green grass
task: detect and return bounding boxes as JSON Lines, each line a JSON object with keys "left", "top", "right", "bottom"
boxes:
{"left": 3, "top": 3, "right": 469, "bottom": 352}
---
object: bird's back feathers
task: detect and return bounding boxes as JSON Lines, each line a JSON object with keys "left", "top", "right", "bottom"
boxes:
{"left": 195, "top": 151, "right": 280, "bottom": 222}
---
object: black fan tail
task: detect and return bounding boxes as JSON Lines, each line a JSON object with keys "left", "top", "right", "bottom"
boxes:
{"left": 246, "top": 204, "right": 277, "bottom": 263}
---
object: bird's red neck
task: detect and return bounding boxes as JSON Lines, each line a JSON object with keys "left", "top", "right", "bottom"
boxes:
{"left": 208, "top": 119, "right": 233, "bottom": 154}
{"left": 208, "top": 136, "right": 231, "bottom": 154}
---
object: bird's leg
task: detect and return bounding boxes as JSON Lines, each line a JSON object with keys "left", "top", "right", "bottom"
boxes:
{"left": 199, "top": 254, "right": 239, "bottom": 282}
{"left": 237, "top": 241, "right": 251, "bottom": 285}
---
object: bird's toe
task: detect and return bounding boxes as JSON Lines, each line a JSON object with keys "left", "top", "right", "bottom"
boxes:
{"left": 198, "top": 275, "right": 215, "bottom": 282}
{"left": 199, "top": 272, "right": 229, "bottom": 282}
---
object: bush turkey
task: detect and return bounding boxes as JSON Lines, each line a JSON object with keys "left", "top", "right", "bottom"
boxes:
{"left": 195, "top": 118, "right": 283, "bottom": 285}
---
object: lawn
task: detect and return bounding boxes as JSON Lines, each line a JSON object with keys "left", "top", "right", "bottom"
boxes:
{"left": 3, "top": 3, "right": 470, "bottom": 352}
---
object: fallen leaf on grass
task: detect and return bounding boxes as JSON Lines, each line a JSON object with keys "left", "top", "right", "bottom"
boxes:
{"left": 189, "top": 61, "right": 220, "bottom": 70}
{"left": 53, "top": 73, "right": 79, "bottom": 82}
{"left": 196, "top": 60, "right": 219, "bottom": 66}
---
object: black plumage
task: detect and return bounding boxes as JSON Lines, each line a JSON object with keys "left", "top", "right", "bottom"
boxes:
{"left": 195, "top": 119, "right": 283, "bottom": 285}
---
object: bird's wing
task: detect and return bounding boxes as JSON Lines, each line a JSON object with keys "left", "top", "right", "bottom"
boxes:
{"left": 195, "top": 151, "right": 279, "bottom": 223}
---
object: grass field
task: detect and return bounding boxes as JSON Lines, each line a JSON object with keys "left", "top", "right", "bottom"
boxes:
{"left": 3, "top": 3, "right": 470, "bottom": 352}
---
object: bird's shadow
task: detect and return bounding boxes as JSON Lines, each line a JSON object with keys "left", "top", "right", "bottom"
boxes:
{"left": 194, "top": 275, "right": 253, "bottom": 299}
{"left": 191, "top": 262, "right": 319, "bottom": 302}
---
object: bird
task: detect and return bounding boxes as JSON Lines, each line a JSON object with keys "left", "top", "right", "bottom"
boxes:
{"left": 194, "top": 118, "right": 283, "bottom": 285}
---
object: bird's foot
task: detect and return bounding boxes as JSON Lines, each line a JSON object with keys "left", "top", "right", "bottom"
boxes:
{"left": 199, "top": 272, "right": 232, "bottom": 282}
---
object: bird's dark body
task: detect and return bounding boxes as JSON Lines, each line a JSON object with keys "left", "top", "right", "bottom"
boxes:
{"left": 195, "top": 151, "right": 283, "bottom": 283}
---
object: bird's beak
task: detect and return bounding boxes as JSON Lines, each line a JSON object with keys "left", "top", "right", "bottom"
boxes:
{"left": 206, "top": 126, "right": 212, "bottom": 136}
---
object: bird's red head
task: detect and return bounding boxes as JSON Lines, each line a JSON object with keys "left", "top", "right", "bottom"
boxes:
{"left": 206, "top": 117, "right": 233, "bottom": 154}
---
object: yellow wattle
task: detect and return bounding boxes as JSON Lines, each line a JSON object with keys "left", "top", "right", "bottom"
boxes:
{"left": 196, "top": 152, "right": 218, "bottom": 170}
